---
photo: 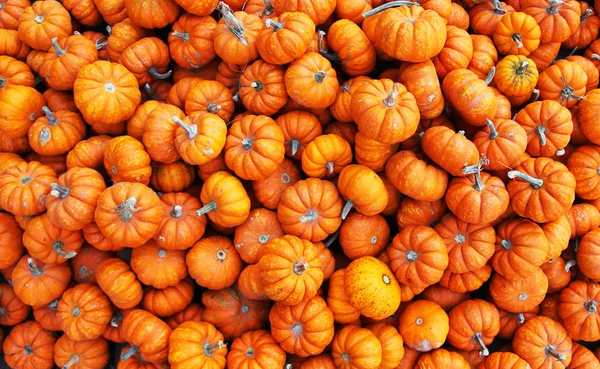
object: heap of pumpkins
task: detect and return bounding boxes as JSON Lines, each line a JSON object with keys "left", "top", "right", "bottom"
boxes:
{"left": 4, "top": 0, "right": 600, "bottom": 368}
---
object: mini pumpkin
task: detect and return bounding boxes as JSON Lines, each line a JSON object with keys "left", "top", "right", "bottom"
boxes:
{"left": 57, "top": 283, "right": 112, "bottom": 341}
{"left": 186, "top": 235, "right": 243, "bottom": 290}
{"left": 399, "top": 300, "right": 449, "bottom": 352}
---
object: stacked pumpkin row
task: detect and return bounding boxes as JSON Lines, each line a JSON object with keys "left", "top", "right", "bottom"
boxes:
{"left": 2, "top": 0, "right": 600, "bottom": 368}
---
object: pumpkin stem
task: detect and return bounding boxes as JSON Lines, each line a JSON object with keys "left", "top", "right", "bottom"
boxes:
{"left": 560, "top": 76, "right": 584, "bottom": 105}
{"left": 491, "top": 0, "right": 508, "bottom": 14}
{"left": 545, "top": 345, "right": 567, "bottom": 361}
{"left": 281, "top": 172, "right": 291, "bottom": 184}
{"left": 546, "top": 0, "right": 567, "bottom": 14}
{"left": 49, "top": 299, "right": 59, "bottom": 310}
{"left": 510, "top": 312, "right": 523, "bottom": 325}
{"left": 203, "top": 341, "right": 225, "bottom": 357}
{"left": 121, "top": 346, "right": 140, "bottom": 362}
{"left": 27, "top": 258, "right": 43, "bottom": 276}
{"left": 383, "top": 84, "right": 400, "bottom": 107}
{"left": 472, "top": 332, "right": 490, "bottom": 357}
{"left": 245, "top": 347, "right": 255, "bottom": 357}
{"left": 62, "top": 354, "right": 80, "bottom": 369}
{"left": 0, "top": 77, "right": 6, "bottom": 88}
{"left": 143, "top": 83, "right": 157, "bottom": 100}
{"left": 515, "top": 60, "right": 529, "bottom": 74}
{"left": 324, "top": 230, "right": 340, "bottom": 248}
{"left": 264, "top": 18, "right": 283, "bottom": 31}
{"left": 170, "top": 205, "right": 183, "bottom": 218}
{"left": 42, "top": 106, "right": 58, "bottom": 126}
{"left": 53, "top": 241, "right": 77, "bottom": 259}
{"left": 71, "top": 306, "right": 81, "bottom": 317}
{"left": 341, "top": 353, "right": 351, "bottom": 362}
{"left": 172, "top": 116, "right": 198, "bottom": 139}
{"left": 197, "top": 200, "right": 217, "bottom": 216}
{"left": 535, "top": 125, "right": 547, "bottom": 146}
{"left": 79, "top": 266, "right": 88, "bottom": 281}
{"left": 116, "top": 197, "right": 138, "bottom": 223}
{"left": 326, "top": 161, "right": 335, "bottom": 175}
{"left": 406, "top": 250, "right": 418, "bottom": 261}
{"left": 242, "top": 137, "right": 254, "bottom": 150}
{"left": 216, "top": 249, "right": 227, "bottom": 262}
{"left": 217, "top": 2, "right": 248, "bottom": 46}
{"left": 291, "top": 324, "right": 303, "bottom": 334}
{"left": 501, "top": 239, "right": 512, "bottom": 250}
{"left": 463, "top": 159, "right": 486, "bottom": 191}
{"left": 317, "top": 30, "right": 341, "bottom": 62}
{"left": 512, "top": 33, "right": 524, "bottom": 48}
{"left": 314, "top": 70, "right": 327, "bottom": 83}
{"left": 564, "top": 259, "right": 577, "bottom": 272}
{"left": 50, "top": 183, "right": 70, "bottom": 199}
{"left": 207, "top": 103, "right": 222, "bottom": 114}
{"left": 362, "top": 1, "right": 421, "bottom": 17}
{"left": 507, "top": 170, "right": 544, "bottom": 189}
{"left": 300, "top": 210, "right": 319, "bottom": 223}
{"left": 484, "top": 66, "right": 496, "bottom": 85}
{"left": 24, "top": 345, "right": 33, "bottom": 356}
{"left": 581, "top": 7, "right": 593, "bottom": 21}
{"left": 34, "top": 14, "right": 44, "bottom": 23}
{"left": 485, "top": 119, "right": 498, "bottom": 139}
{"left": 341, "top": 200, "right": 354, "bottom": 219}
{"left": 250, "top": 81, "right": 263, "bottom": 91}
{"left": 293, "top": 261, "right": 308, "bottom": 274}
{"left": 257, "top": 233, "right": 270, "bottom": 244}
{"left": 95, "top": 36, "right": 108, "bottom": 50}
{"left": 528, "top": 88, "right": 540, "bottom": 103}
{"left": 370, "top": 235, "right": 378, "bottom": 244}
{"left": 289, "top": 139, "right": 301, "bottom": 156}
{"left": 455, "top": 233, "right": 466, "bottom": 243}
{"left": 51, "top": 37, "right": 66, "bottom": 57}
{"left": 172, "top": 31, "right": 190, "bottom": 42}
{"left": 148, "top": 68, "right": 172, "bottom": 80}
{"left": 572, "top": 237, "right": 579, "bottom": 253}
{"left": 111, "top": 311, "right": 124, "bottom": 327}
{"left": 106, "top": 25, "right": 112, "bottom": 35}
{"left": 584, "top": 300, "right": 598, "bottom": 312}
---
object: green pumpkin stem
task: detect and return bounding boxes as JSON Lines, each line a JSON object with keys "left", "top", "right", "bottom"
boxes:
{"left": 51, "top": 37, "right": 66, "bottom": 57}
{"left": 485, "top": 66, "right": 496, "bottom": 85}
{"left": 512, "top": 33, "right": 524, "bottom": 48}
{"left": 491, "top": 0, "right": 507, "bottom": 13}
{"left": 197, "top": 200, "right": 217, "bottom": 216}
{"left": 317, "top": 30, "right": 341, "bottom": 62}
{"left": 341, "top": 199, "right": 354, "bottom": 219}
{"left": 515, "top": 60, "right": 529, "bottom": 74}
{"left": 53, "top": 241, "right": 77, "bottom": 259}
{"left": 172, "top": 31, "right": 190, "bottom": 42}
{"left": 121, "top": 346, "right": 140, "bottom": 362}
{"left": 485, "top": 119, "right": 499, "bottom": 139}
{"left": 472, "top": 332, "right": 490, "bottom": 357}
{"left": 42, "top": 106, "right": 58, "bottom": 126}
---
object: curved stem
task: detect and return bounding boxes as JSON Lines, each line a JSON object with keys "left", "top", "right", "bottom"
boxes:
{"left": 116, "top": 197, "right": 138, "bottom": 223}
{"left": 529, "top": 88, "right": 540, "bottom": 103}
{"left": 42, "top": 106, "right": 58, "bottom": 126}
{"left": 289, "top": 139, "right": 301, "bottom": 156}
{"left": 545, "top": 345, "right": 567, "bottom": 361}
{"left": 53, "top": 241, "right": 77, "bottom": 259}
{"left": 217, "top": 2, "right": 248, "bottom": 46}
{"left": 485, "top": 66, "right": 496, "bottom": 85}
{"left": 324, "top": 230, "right": 339, "bottom": 248}
{"left": 317, "top": 30, "right": 340, "bottom": 62}
{"left": 62, "top": 354, "right": 80, "bottom": 369}
{"left": 564, "top": 259, "right": 577, "bottom": 272}
{"left": 172, "top": 31, "right": 190, "bottom": 42}
{"left": 95, "top": 36, "right": 108, "bottom": 50}
{"left": 515, "top": 60, "right": 529, "bottom": 74}
{"left": 173, "top": 116, "right": 197, "bottom": 139}
{"left": 341, "top": 200, "right": 354, "bottom": 219}
{"left": 143, "top": 83, "right": 156, "bottom": 100}
{"left": 121, "top": 346, "right": 139, "bottom": 362}
{"left": 486, "top": 119, "right": 498, "bottom": 139}
{"left": 507, "top": 170, "right": 544, "bottom": 189}
{"left": 326, "top": 161, "right": 335, "bottom": 175}
{"left": 51, "top": 37, "right": 66, "bottom": 57}
{"left": 581, "top": 7, "right": 593, "bottom": 21}
{"left": 197, "top": 201, "right": 217, "bottom": 216}
{"left": 27, "top": 258, "right": 43, "bottom": 276}
{"left": 111, "top": 311, "right": 123, "bottom": 327}
{"left": 472, "top": 332, "right": 490, "bottom": 357}
{"left": 50, "top": 183, "right": 70, "bottom": 199}
{"left": 517, "top": 312, "right": 525, "bottom": 324}
{"left": 512, "top": 33, "right": 524, "bottom": 48}
{"left": 491, "top": 0, "right": 508, "bottom": 14}
{"left": 383, "top": 85, "right": 400, "bottom": 107}
{"left": 203, "top": 341, "right": 225, "bottom": 357}
{"left": 264, "top": 18, "right": 283, "bottom": 31}
{"left": 148, "top": 68, "right": 172, "bottom": 79}
{"left": 591, "top": 53, "right": 600, "bottom": 61}
{"left": 363, "top": 1, "right": 421, "bottom": 17}
{"left": 536, "top": 125, "right": 547, "bottom": 146}
{"left": 48, "top": 299, "right": 59, "bottom": 310}
{"left": 560, "top": 76, "right": 584, "bottom": 105}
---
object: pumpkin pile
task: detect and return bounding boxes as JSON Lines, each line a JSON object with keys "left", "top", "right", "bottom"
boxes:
{"left": 3, "top": 0, "right": 600, "bottom": 368}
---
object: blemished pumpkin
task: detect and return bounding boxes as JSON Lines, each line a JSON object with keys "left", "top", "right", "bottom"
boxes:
{"left": 399, "top": 300, "right": 449, "bottom": 352}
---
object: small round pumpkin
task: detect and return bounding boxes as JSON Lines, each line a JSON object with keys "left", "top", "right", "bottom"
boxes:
{"left": 399, "top": 300, "right": 449, "bottom": 352}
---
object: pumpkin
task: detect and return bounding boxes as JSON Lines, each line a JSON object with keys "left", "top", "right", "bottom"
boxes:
{"left": 96, "top": 258, "right": 143, "bottom": 309}
{"left": 233, "top": 208, "right": 284, "bottom": 264}
{"left": 238, "top": 59, "right": 288, "bottom": 115}
{"left": 398, "top": 60, "right": 445, "bottom": 120}
{"left": 186, "top": 235, "right": 242, "bottom": 290}
{"left": 185, "top": 80, "right": 235, "bottom": 121}
{"left": 327, "top": 268, "right": 361, "bottom": 323}
{"left": 142, "top": 278, "right": 195, "bottom": 317}
{"left": 0, "top": 55, "right": 34, "bottom": 90}
{"left": 447, "top": 299, "right": 500, "bottom": 356}
{"left": 252, "top": 158, "right": 301, "bottom": 210}
{"left": 370, "top": 4, "right": 447, "bottom": 63}
{"left": 478, "top": 352, "right": 531, "bottom": 369}
{"left": 83, "top": 223, "right": 124, "bottom": 252}
{"left": 119, "top": 37, "right": 172, "bottom": 86}
{"left": 17, "top": 0, "right": 71, "bottom": 51}
{"left": 256, "top": 12, "right": 315, "bottom": 65}
{"left": 331, "top": 325, "right": 382, "bottom": 369}
{"left": 521, "top": 0, "right": 580, "bottom": 44}
{"left": 0, "top": 0, "right": 31, "bottom": 30}
{"left": 565, "top": 203, "right": 600, "bottom": 238}
{"left": 0, "top": 85, "right": 45, "bottom": 139}
{"left": 490, "top": 267, "right": 548, "bottom": 313}
{"left": 273, "top": 0, "right": 335, "bottom": 25}
{"left": 564, "top": 3, "right": 600, "bottom": 49}
{"left": 472, "top": 118, "right": 528, "bottom": 171}
{"left": 388, "top": 225, "right": 449, "bottom": 289}
{"left": 323, "top": 19, "right": 377, "bottom": 76}
{"left": 22, "top": 213, "right": 83, "bottom": 264}
{"left": 277, "top": 178, "right": 342, "bottom": 242}
{"left": 339, "top": 213, "right": 389, "bottom": 260}
{"left": 213, "top": 4, "right": 264, "bottom": 65}
{"left": 258, "top": 235, "right": 323, "bottom": 305}
{"left": 70, "top": 245, "right": 114, "bottom": 285}
{"left": 130, "top": 240, "right": 187, "bottom": 288}
{"left": 440, "top": 264, "right": 493, "bottom": 293}
{"left": 73, "top": 61, "right": 141, "bottom": 125}
{"left": 197, "top": 171, "right": 251, "bottom": 227}
{"left": 330, "top": 76, "right": 371, "bottom": 123}
{"left": 0, "top": 161, "right": 57, "bottom": 217}
{"left": 167, "top": 77, "right": 203, "bottom": 109}
{"left": 12, "top": 256, "right": 71, "bottom": 307}
{"left": 337, "top": 165, "right": 388, "bottom": 219}
{"left": 396, "top": 197, "right": 448, "bottom": 229}
{"left": 399, "top": 300, "right": 449, "bottom": 352}
{"left": 168, "top": 321, "right": 227, "bottom": 369}
{"left": 537, "top": 60, "right": 587, "bottom": 108}
{"left": 385, "top": 151, "right": 447, "bottom": 202}
{"left": 102, "top": 310, "right": 127, "bottom": 343}
{"left": 0, "top": 213, "right": 24, "bottom": 270}
{"left": 106, "top": 18, "right": 152, "bottom": 62}
{"left": 558, "top": 280, "right": 600, "bottom": 342}
{"left": 421, "top": 126, "right": 480, "bottom": 177}
{"left": 421, "top": 284, "right": 471, "bottom": 311}
{"left": 3, "top": 320, "right": 56, "bottom": 369}
{"left": 153, "top": 192, "right": 206, "bottom": 251}
{"left": 578, "top": 89, "right": 600, "bottom": 145}
{"left": 569, "top": 343, "right": 600, "bottom": 369}
{"left": 168, "top": 14, "right": 216, "bottom": 69}
{"left": 224, "top": 114, "right": 285, "bottom": 180}
{"left": 54, "top": 336, "right": 109, "bottom": 369}
{"left": 57, "top": 283, "right": 112, "bottom": 341}
{"left": 417, "top": 349, "right": 470, "bottom": 369}
{"left": 528, "top": 42, "right": 561, "bottom": 71}
{"left": 469, "top": 0, "right": 515, "bottom": 37}
{"left": 567, "top": 145, "right": 600, "bottom": 200}
{"left": 497, "top": 306, "right": 539, "bottom": 339}
{"left": 276, "top": 111, "right": 322, "bottom": 159}
{"left": 0, "top": 283, "right": 30, "bottom": 326}
{"left": 238, "top": 264, "right": 269, "bottom": 301}
{"left": 121, "top": 309, "right": 172, "bottom": 364}
{"left": 94, "top": 182, "right": 163, "bottom": 248}
{"left": 227, "top": 330, "right": 286, "bottom": 369}
{"left": 66, "top": 135, "right": 111, "bottom": 171}
{"left": 0, "top": 29, "right": 31, "bottom": 60}
{"left": 32, "top": 299, "right": 61, "bottom": 332}
{"left": 284, "top": 52, "right": 339, "bottom": 109}
{"left": 165, "top": 303, "right": 204, "bottom": 329}
{"left": 301, "top": 134, "right": 353, "bottom": 178}
{"left": 432, "top": 26, "right": 474, "bottom": 79}
{"left": 28, "top": 106, "right": 86, "bottom": 156}
{"left": 513, "top": 316, "right": 572, "bottom": 369}
{"left": 493, "top": 11, "right": 541, "bottom": 55}
{"left": 41, "top": 35, "right": 98, "bottom": 91}
{"left": 507, "top": 157, "right": 576, "bottom": 223}
{"left": 344, "top": 256, "right": 401, "bottom": 320}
